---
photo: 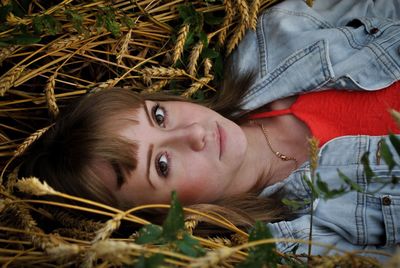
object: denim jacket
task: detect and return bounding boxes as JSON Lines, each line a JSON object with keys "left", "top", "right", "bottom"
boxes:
{"left": 231, "top": 0, "right": 400, "bottom": 261}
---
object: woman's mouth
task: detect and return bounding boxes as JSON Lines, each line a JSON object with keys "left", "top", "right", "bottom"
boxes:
{"left": 217, "top": 123, "right": 226, "bottom": 160}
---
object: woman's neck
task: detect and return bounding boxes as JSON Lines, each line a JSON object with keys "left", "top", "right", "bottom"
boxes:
{"left": 240, "top": 113, "right": 311, "bottom": 191}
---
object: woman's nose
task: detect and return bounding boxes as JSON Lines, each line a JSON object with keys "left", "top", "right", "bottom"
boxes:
{"left": 167, "top": 123, "right": 205, "bottom": 151}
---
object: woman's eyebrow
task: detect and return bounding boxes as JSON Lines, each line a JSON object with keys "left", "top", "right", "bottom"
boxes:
{"left": 143, "top": 102, "right": 154, "bottom": 127}
{"left": 146, "top": 144, "right": 155, "bottom": 189}
{"left": 112, "top": 162, "right": 125, "bottom": 189}
{"left": 143, "top": 103, "right": 156, "bottom": 189}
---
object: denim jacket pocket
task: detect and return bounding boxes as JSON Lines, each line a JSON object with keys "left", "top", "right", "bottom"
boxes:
{"left": 240, "top": 40, "right": 334, "bottom": 111}
{"left": 381, "top": 195, "right": 400, "bottom": 247}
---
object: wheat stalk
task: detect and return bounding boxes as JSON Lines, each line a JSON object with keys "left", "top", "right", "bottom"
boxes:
{"left": 172, "top": 23, "right": 190, "bottom": 64}
{"left": 14, "top": 124, "right": 54, "bottom": 157}
{"left": 0, "top": 65, "right": 25, "bottom": 96}
{"left": 181, "top": 74, "right": 214, "bottom": 98}
{"left": 188, "top": 41, "right": 204, "bottom": 76}
{"left": 45, "top": 75, "right": 59, "bottom": 118}
{"left": 116, "top": 29, "right": 133, "bottom": 65}
{"left": 218, "top": 0, "right": 235, "bottom": 47}
{"left": 249, "top": 0, "right": 261, "bottom": 30}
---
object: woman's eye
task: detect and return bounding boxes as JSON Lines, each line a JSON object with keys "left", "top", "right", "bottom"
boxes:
{"left": 156, "top": 153, "right": 169, "bottom": 177}
{"left": 152, "top": 104, "right": 166, "bottom": 127}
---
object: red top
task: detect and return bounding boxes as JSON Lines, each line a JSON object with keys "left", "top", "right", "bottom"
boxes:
{"left": 248, "top": 82, "right": 400, "bottom": 146}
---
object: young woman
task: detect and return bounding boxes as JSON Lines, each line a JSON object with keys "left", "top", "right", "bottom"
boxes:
{"left": 19, "top": 0, "right": 400, "bottom": 262}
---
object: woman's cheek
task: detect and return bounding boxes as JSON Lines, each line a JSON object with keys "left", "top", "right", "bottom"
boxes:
{"left": 175, "top": 178, "right": 209, "bottom": 205}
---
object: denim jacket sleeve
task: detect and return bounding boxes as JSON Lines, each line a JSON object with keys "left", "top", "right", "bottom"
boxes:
{"left": 261, "top": 135, "right": 400, "bottom": 262}
{"left": 232, "top": 0, "right": 400, "bottom": 112}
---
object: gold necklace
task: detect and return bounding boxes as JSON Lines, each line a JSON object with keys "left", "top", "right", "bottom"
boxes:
{"left": 253, "top": 121, "right": 298, "bottom": 170}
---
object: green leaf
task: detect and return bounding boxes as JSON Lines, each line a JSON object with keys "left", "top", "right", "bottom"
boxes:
{"left": 204, "top": 12, "right": 224, "bottom": 25}
{"left": 0, "top": 4, "right": 12, "bottom": 22}
{"left": 201, "top": 48, "right": 219, "bottom": 59}
{"left": 133, "top": 253, "right": 164, "bottom": 268}
{"left": 237, "top": 221, "right": 279, "bottom": 268}
{"left": 162, "top": 191, "right": 184, "bottom": 241}
{"left": 175, "top": 233, "right": 205, "bottom": 257}
{"left": 389, "top": 134, "right": 400, "bottom": 158}
{"left": 281, "top": 198, "right": 310, "bottom": 210}
{"left": 380, "top": 139, "right": 396, "bottom": 172}
{"left": 177, "top": 4, "right": 203, "bottom": 32}
{"left": 316, "top": 174, "right": 347, "bottom": 199}
{"left": 65, "top": 10, "right": 84, "bottom": 33}
{"left": 303, "top": 175, "right": 319, "bottom": 198}
{"left": 33, "top": 14, "right": 61, "bottom": 35}
{"left": 361, "top": 152, "right": 375, "bottom": 182}
{"left": 121, "top": 14, "right": 135, "bottom": 28}
{"left": 338, "top": 169, "right": 363, "bottom": 192}
{"left": 135, "top": 224, "right": 163, "bottom": 244}
{"left": 0, "top": 34, "right": 41, "bottom": 46}
{"left": 96, "top": 7, "right": 121, "bottom": 37}
{"left": 197, "top": 31, "right": 208, "bottom": 46}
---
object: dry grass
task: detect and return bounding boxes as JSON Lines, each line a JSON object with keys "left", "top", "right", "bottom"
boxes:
{"left": 0, "top": 0, "right": 393, "bottom": 267}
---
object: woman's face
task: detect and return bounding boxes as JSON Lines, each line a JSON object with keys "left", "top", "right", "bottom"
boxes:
{"left": 101, "top": 100, "right": 251, "bottom": 205}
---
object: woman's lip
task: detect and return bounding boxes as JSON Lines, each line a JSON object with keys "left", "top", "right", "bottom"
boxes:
{"left": 217, "top": 123, "right": 225, "bottom": 160}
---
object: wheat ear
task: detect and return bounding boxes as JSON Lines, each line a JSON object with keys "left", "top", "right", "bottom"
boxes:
{"left": 182, "top": 75, "right": 214, "bottom": 98}
{"left": 0, "top": 45, "right": 18, "bottom": 66}
{"left": 207, "top": 236, "right": 233, "bottom": 247}
{"left": 226, "top": 0, "right": 250, "bottom": 55}
{"left": 117, "top": 29, "right": 132, "bottom": 65}
{"left": 14, "top": 124, "right": 54, "bottom": 157}
{"left": 0, "top": 65, "right": 25, "bottom": 96}
{"left": 91, "top": 77, "right": 119, "bottom": 92}
{"left": 48, "top": 35, "right": 86, "bottom": 51}
{"left": 45, "top": 75, "right": 59, "bottom": 118}
{"left": 15, "top": 177, "right": 58, "bottom": 196}
{"left": 142, "top": 66, "right": 187, "bottom": 85}
{"left": 189, "top": 247, "right": 235, "bottom": 268}
{"left": 92, "top": 213, "right": 124, "bottom": 243}
{"left": 144, "top": 79, "right": 169, "bottom": 94}
{"left": 173, "top": 24, "right": 190, "bottom": 64}
{"left": 203, "top": 58, "right": 213, "bottom": 76}
{"left": 249, "top": 0, "right": 261, "bottom": 30}
{"left": 306, "top": 0, "right": 314, "bottom": 7}
{"left": 188, "top": 41, "right": 204, "bottom": 76}
{"left": 218, "top": 0, "right": 235, "bottom": 47}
